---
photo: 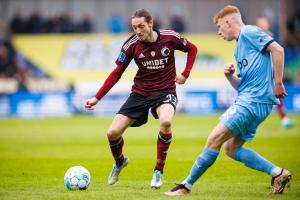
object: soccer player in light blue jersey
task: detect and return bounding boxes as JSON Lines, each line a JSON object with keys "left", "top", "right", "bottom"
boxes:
{"left": 165, "top": 5, "right": 292, "bottom": 196}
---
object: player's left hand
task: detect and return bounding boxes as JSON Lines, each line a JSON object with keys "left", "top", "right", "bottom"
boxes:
{"left": 274, "top": 82, "right": 288, "bottom": 98}
{"left": 175, "top": 74, "right": 187, "bottom": 84}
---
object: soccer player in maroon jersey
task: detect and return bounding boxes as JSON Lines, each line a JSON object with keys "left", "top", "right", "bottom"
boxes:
{"left": 84, "top": 9, "right": 197, "bottom": 188}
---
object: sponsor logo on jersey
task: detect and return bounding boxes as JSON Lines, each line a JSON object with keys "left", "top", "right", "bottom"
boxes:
{"left": 138, "top": 53, "right": 145, "bottom": 58}
{"left": 141, "top": 58, "right": 168, "bottom": 70}
{"left": 118, "top": 52, "right": 126, "bottom": 62}
{"left": 238, "top": 58, "right": 248, "bottom": 69}
{"left": 161, "top": 47, "right": 170, "bottom": 56}
{"left": 150, "top": 51, "right": 156, "bottom": 57}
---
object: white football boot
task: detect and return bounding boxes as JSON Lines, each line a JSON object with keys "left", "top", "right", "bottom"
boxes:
{"left": 108, "top": 156, "right": 129, "bottom": 185}
{"left": 150, "top": 170, "right": 163, "bottom": 188}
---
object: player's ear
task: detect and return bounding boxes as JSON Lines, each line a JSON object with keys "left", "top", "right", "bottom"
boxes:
{"left": 149, "top": 19, "right": 154, "bottom": 28}
{"left": 226, "top": 20, "right": 230, "bottom": 28}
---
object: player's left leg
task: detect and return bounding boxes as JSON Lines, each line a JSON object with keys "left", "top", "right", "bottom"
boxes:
{"left": 150, "top": 103, "right": 175, "bottom": 188}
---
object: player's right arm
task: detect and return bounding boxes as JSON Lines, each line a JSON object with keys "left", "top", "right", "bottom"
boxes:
{"left": 224, "top": 63, "right": 240, "bottom": 90}
{"left": 84, "top": 65, "right": 126, "bottom": 110}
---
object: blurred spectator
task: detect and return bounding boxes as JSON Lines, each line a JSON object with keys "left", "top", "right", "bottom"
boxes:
{"left": 256, "top": 17, "right": 273, "bottom": 37}
{"left": 77, "top": 12, "right": 93, "bottom": 33}
{"left": 25, "top": 8, "right": 43, "bottom": 34}
{"left": 43, "top": 15, "right": 61, "bottom": 33}
{"left": 0, "top": 37, "right": 27, "bottom": 89}
{"left": 107, "top": 14, "right": 125, "bottom": 33}
{"left": 0, "top": 34, "right": 69, "bottom": 93}
{"left": 287, "top": 13, "right": 300, "bottom": 47}
{"left": 60, "top": 13, "right": 76, "bottom": 33}
{"left": 9, "top": 10, "right": 94, "bottom": 34}
{"left": 9, "top": 9, "right": 25, "bottom": 34}
{"left": 170, "top": 5, "right": 186, "bottom": 33}
{"left": 0, "top": 18, "right": 71, "bottom": 94}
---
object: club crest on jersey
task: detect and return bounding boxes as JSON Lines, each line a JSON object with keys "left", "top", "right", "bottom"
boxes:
{"left": 118, "top": 52, "right": 126, "bottom": 62}
{"left": 150, "top": 51, "right": 156, "bottom": 57}
{"left": 161, "top": 47, "right": 170, "bottom": 57}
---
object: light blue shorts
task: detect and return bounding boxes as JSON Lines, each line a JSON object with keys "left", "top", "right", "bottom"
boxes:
{"left": 220, "top": 102, "right": 272, "bottom": 141}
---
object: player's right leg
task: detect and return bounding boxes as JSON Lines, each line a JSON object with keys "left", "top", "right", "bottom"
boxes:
{"left": 107, "top": 114, "right": 135, "bottom": 185}
{"left": 165, "top": 122, "right": 234, "bottom": 196}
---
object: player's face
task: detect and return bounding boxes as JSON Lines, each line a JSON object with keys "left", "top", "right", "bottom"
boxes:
{"left": 132, "top": 17, "right": 153, "bottom": 42}
{"left": 216, "top": 17, "right": 235, "bottom": 41}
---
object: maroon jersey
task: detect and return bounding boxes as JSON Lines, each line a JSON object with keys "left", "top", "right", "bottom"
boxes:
{"left": 95, "top": 29, "right": 197, "bottom": 100}
{"left": 115, "top": 29, "right": 194, "bottom": 96}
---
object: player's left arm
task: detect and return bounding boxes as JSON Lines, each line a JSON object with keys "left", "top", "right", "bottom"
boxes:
{"left": 176, "top": 42, "right": 198, "bottom": 84}
{"left": 266, "top": 41, "right": 288, "bottom": 98}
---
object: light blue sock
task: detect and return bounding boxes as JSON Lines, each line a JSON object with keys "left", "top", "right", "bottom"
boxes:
{"left": 184, "top": 148, "right": 219, "bottom": 187}
{"left": 234, "top": 147, "right": 276, "bottom": 175}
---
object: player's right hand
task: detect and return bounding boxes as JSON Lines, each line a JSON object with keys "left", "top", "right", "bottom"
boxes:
{"left": 224, "top": 63, "right": 235, "bottom": 76}
{"left": 84, "top": 97, "right": 99, "bottom": 110}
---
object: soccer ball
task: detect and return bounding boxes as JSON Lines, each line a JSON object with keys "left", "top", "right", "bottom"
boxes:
{"left": 64, "top": 166, "right": 91, "bottom": 190}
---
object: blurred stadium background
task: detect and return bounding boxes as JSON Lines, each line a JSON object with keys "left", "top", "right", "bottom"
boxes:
{"left": 1, "top": 1, "right": 300, "bottom": 199}
{"left": 0, "top": 0, "right": 299, "bottom": 117}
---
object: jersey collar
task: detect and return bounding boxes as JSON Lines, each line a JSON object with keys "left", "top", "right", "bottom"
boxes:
{"left": 140, "top": 29, "right": 160, "bottom": 45}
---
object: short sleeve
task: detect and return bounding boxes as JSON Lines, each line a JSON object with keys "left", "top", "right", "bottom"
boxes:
{"left": 243, "top": 26, "right": 274, "bottom": 52}
{"left": 173, "top": 32, "right": 191, "bottom": 52}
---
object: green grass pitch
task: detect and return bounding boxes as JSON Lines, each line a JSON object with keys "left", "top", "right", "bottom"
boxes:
{"left": 0, "top": 113, "right": 299, "bottom": 200}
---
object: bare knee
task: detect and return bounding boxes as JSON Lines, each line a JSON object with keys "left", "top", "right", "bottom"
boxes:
{"left": 206, "top": 134, "right": 222, "bottom": 150}
{"left": 160, "top": 119, "right": 172, "bottom": 130}
{"left": 223, "top": 137, "right": 245, "bottom": 158}
{"left": 224, "top": 142, "right": 237, "bottom": 158}
{"left": 107, "top": 128, "right": 122, "bottom": 141}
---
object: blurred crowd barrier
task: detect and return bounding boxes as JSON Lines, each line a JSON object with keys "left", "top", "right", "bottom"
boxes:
{"left": 1, "top": 82, "right": 300, "bottom": 118}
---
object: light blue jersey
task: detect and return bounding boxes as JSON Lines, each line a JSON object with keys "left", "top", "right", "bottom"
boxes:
{"left": 220, "top": 25, "right": 280, "bottom": 140}
{"left": 234, "top": 25, "right": 280, "bottom": 106}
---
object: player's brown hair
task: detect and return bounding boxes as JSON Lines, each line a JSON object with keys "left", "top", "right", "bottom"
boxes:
{"left": 213, "top": 5, "right": 241, "bottom": 24}
{"left": 132, "top": 9, "right": 152, "bottom": 23}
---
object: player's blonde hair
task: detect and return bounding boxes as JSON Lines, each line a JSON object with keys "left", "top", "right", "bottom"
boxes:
{"left": 213, "top": 5, "right": 241, "bottom": 24}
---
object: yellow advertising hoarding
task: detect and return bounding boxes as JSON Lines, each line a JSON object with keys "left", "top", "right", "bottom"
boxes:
{"left": 14, "top": 33, "right": 236, "bottom": 82}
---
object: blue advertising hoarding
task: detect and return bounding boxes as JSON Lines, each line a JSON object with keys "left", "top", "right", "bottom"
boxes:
{"left": 0, "top": 85, "right": 299, "bottom": 118}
